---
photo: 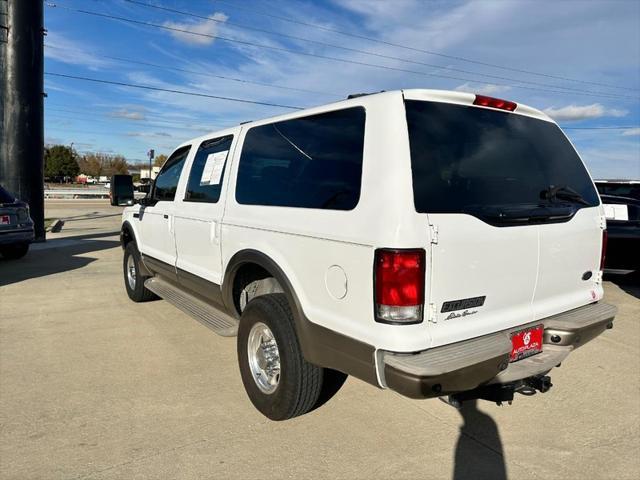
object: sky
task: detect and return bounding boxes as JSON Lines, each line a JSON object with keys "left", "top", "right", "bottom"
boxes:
{"left": 44, "top": 0, "right": 640, "bottom": 178}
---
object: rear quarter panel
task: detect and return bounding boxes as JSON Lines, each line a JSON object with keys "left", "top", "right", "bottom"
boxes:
{"left": 220, "top": 91, "right": 433, "bottom": 352}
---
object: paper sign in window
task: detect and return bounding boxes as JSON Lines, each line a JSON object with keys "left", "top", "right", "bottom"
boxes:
{"left": 200, "top": 150, "right": 228, "bottom": 186}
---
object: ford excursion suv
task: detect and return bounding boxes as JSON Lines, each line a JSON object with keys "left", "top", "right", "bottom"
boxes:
{"left": 120, "top": 89, "right": 616, "bottom": 420}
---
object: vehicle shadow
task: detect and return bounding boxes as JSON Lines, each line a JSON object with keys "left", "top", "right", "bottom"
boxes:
{"left": 0, "top": 233, "right": 120, "bottom": 287}
{"left": 453, "top": 400, "right": 507, "bottom": 480}
{"left": 604, "top": 271, "right": 640, "bottom": 300}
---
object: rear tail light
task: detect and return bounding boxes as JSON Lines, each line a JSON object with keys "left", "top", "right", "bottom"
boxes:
{"left": 374, "top": 249, "right": 425, "bottom": 324}
{"left": 600, "top": 230, "right": 608, "bottom": 270}
{"left": 473, "top": 94, "right": 517, "bottom": 112}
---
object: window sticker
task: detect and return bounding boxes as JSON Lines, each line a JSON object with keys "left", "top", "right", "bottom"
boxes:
{"left": 200, "top": 150, "right": 228, "bottom": 186}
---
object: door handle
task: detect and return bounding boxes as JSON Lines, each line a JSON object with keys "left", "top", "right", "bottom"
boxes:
{"left": 163, "top": 214, "right": 169, "bottom": 219}
{"left": 210, "top": 220, "right": 220, "bottom": 244}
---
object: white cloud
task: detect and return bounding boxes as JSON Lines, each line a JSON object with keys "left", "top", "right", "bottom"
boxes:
{"left": 44, "top": 32, "right": 110, "bottom": 70}
{"left": 110, "top": 109, "right": 146, "bottom": 121}
{"left": 543, "top": 103, "right": 628, "bottom": 122}
{"left": 163, "top": 12, "right": 228, "bottom": 46}
{"left": 621, "top": 128, "right": 640, "bottom": 137}
{"left": 125, "top": 131, "right": 172, "bottom": 138}
{"left": 454, "top": 82, "right": 512, "bottom": 96}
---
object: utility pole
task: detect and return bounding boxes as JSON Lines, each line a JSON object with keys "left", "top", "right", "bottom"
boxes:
{"left": 0, "top": 0, "right": 45, "bottom": 241}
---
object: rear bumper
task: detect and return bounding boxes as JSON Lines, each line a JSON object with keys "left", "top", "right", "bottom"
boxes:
{"left": 382, "top": 302, "right": 617, "bottom": 399}
{"left": 0, "top": 228, "right": 34, "bottom": 246}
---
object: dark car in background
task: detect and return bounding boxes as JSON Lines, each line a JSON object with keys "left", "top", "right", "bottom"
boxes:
{"left": 0, "top": 185, "right": 34, "bottom": 259}
{"left": 595, "top": 180, "right": 640, "bottom": 272}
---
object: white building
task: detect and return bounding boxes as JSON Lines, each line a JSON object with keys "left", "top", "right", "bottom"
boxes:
{"left": 139, "top": 166, "right": 161, "bottom": 180}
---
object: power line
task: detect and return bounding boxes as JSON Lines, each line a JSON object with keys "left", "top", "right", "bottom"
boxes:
{"left": 205, "top": 0, "right": 638, "bottom": 93}
{"left": 45, "top": 106, "right": 232, "bottom": 130}
{"left": 44, "top": 72, "right": 304, "bottom": 109}
{"left": 123, "top": 0, "right": 636, "bottom": 100}
{"left": 46, "top": 106, "right": 232, "bottom": 128}
{"left": 44, "top": 44, "right": 341, "bottom": 98}
{"left": 46, "top": 113, "right": 219, "bottom": 134}
{"left": 46, "top": 3, "right": 638, "bottom": 101}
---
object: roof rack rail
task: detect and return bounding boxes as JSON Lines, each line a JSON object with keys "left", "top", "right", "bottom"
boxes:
{"left": 347, "top": 90, "right": 385, "bottom": 99}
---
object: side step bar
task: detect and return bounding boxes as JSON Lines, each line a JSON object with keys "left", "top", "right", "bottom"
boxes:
{"left": 145, "top": 277, "right": 239, "bottom": 337}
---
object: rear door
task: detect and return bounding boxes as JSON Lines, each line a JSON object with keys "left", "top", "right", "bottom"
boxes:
{"left": 404, "top": 99, "right": 601, "bottom": 346}
{"left": 174, "top": 130, "right": 239, "bottom": 294}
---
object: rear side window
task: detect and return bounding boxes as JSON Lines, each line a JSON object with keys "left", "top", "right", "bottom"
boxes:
{"left": 153, "top": 146, "right": 190, "bottom": 202}
{"left": 236, "top": 107, "right": 365, "bottom": 210}
{"left": 185, "top": 135, "right": 233, "bottom": 203}
{"left": 405, "top": 100, "right": 600, "bottom": 215}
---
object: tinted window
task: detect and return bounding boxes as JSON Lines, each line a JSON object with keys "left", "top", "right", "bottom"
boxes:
{"left": 185, "top": 135, "right": 233, "bottom": 203}
{"left": 153, "top": 146, "right": 190, "bottom": 202}
{"left": 0, "top": 186, "right": 15, "bottom": 204}
{"left": 405, "top": 100, "right": 599, "bottom": 215}
{"left": 236, "top": 107, "right": 365, "bottom": 210}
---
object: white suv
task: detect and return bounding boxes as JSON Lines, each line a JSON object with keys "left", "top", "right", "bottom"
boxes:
{"left": 121, "top": 89, "right": 616, "bottom": 420}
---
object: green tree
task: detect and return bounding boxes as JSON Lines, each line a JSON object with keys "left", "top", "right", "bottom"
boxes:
{"left": 44, "top": 145, "right": 79, "bottom": 181}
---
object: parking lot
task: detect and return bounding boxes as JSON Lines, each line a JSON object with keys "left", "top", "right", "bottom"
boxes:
{"left": 0, "top": 199, "right": 639, "bottom": 479}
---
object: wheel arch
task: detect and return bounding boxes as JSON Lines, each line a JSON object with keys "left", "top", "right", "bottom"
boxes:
{"left": 222, "top": 249, "right": 379, "bottom": 387}
{"left": 120, "top": 220, "right": 137, "bottom": 249}
{"left": 121, "top": 220, "right": 152, "bottom": 277}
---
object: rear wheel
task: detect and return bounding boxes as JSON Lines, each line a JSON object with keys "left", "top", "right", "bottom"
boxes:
{"left": 238, "top": 294, "right": 332, "bottom": 420}
{"left": 123, "top": 242, "right": 157, "bottom": 302}
{"left": 0, "top": 243, "right": 29, "bottom": 260}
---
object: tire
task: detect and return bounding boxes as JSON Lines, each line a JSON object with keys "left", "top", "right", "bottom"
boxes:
{"left": 0, "top": 243, "right": 29, "bottom": 260}
{"left": 123, "top": 242, "right": 157, "bottom": 302}
{"left": 238, "top": 293, "right": 326, "bottom": 420}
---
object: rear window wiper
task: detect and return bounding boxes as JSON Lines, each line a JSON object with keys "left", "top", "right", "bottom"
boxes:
{"left": 541, "top": 185, "right": 591, "bottom": 206}
{"left": 463, "top": 203, "right": 576, "bottom": 225}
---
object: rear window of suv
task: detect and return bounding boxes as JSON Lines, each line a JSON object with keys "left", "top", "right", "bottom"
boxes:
{"left": 236, "top": 107, "right": 365, "bottom": 210}
{"left": 405, "top": 100, "right": 599, "bottom": 217}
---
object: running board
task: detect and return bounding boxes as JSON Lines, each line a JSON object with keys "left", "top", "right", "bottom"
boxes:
{"left": 144, "top": 277, "right": 239, "bottom": 337}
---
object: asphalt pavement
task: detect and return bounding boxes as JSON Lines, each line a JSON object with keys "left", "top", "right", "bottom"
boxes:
{"left": 0, "top": 199, "right": 638, "bottom": 479}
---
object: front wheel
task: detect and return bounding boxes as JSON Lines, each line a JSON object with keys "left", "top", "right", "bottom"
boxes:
{"left": 123, "top": 242, "right": 157, "bottom": 302}
{"left": 238, "top": 294, "right": 329, "bottom": 421}
{"left": 0, "top": 243, "right": 29, "bottom": 260}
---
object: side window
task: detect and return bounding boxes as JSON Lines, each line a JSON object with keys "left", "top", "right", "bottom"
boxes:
{"left": 153, "top": 146, "right": 190, "bottom": 202}
{"left": 236, "top": 107, "right": 366, "bottom": 210}
{"left": 185, "top": 135, "right": 233, "bottom": 203}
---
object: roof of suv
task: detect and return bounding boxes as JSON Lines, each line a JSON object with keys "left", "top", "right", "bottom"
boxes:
{"left": 183, "top": 88, "right": 554, "bottom": 149}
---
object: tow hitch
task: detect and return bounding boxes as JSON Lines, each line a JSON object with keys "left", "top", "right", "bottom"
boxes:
{"left": 441, "top": 375, "right": 553, "bottom": 408}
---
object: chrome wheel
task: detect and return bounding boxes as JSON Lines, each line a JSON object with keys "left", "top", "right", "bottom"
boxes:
{"left": 126, "top": 254, "right": 137, "bottom": 290}
{"left": 247, "top": 322, "right": 281, "bottom": 394}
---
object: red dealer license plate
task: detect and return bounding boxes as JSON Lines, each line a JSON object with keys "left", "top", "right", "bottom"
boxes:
{"left": 0, "top": 215, "right": 10, "bottom": 225}
{"left": 510, "top": 324, "right": 543, "bottom": 362}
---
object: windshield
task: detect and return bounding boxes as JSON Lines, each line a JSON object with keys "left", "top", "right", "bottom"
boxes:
{"left": 405, "top": 100, "right": 600, "bottom": 216}
{"left": 0, "top": 185, "right": 16, "bottom": 204}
